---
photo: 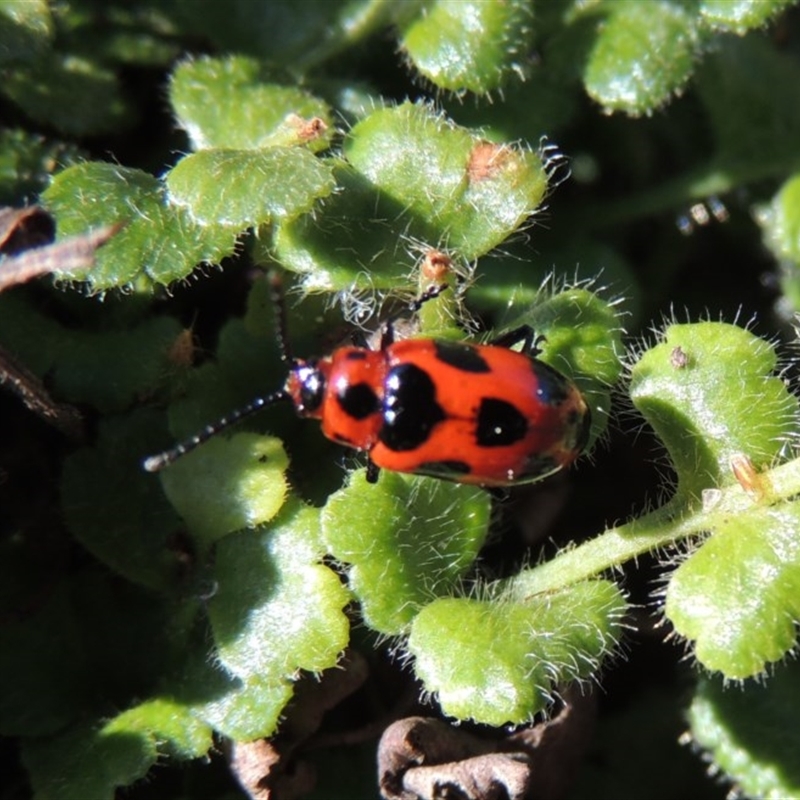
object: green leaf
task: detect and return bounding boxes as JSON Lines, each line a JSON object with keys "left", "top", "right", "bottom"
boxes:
{"left": 201, "top": 673, "right": 294, "bottom": 742}
{"left": 61, "top": 411, "right": 186, "bottom": 592}
{"left": 759, "top": 172, "right": 800, "bottom": 311}
{"left": 444, "top": 65, "right": 580, "bottom": 143}
{"left": 56, "top": 6, "right": 182, "bottom": 67}
{"left": 757, "top": 172, "right": 800, "bottom": 264}
{"left": 699, "top": 0, "right": 795, "bottom": 34}
{"left": 158, "top": 433, "right": 289, "bottom": 551}
{"left": 584, "top": 1, "right": 698, "bottom": 115}
{"left": 0, "top": 569, "right": 193, "bottom": 738}
{"left": 400, "top": 0, "right": 533, "bottom": 95}
{"left": 208, "top": 500, "right": 351, "bottom": 678}
{"left": 273, "top": 161, "right": 416, "bottom": 291}
{"left": 344, "top": 102, "right": 548, "bottom": 260}
{"left": 628, "top": 322, "right": 800, "bottom": 678}
{"left": 57, "top": 318, "right": 183, "bottom": 412}
{"left": 0, "top": 586, "right": 87, "bottom": 736}
{"left": 0, "top": 292, "right": 69, "bottom": 376}
{"left": 21, "top": 717, "right": 157, "bottom": 800}
{"left": 495, "top": 286, "right": 624, "bottom": 448}
{"left": 666, "top": 503, "right": 800, "bottom": 677}
{"left": 0, "top": 0, "right": 53, "bottom": 64}
{"left": 171, "top": 647, "right": 295, "bottom": 741}
{"left": 277, "top": 102, "right": 549, "bottom": 291}
{"left": 106, "top": 698, "right": 213, "bottom": 760}
{"left": 322, "top": 471, "right": 490, "bottom": 635}
{"left": 629, "top": 322, "right": 798, "bottom": 500}
{"left": 0, "top": 128, "right": 83, "bottom": 205}
{"left": 170, "top": 0, "right": 398, "bottom": 68}
{"left": 170, "top": 55, "right": 334, "bottom": 151}
{"left": 688, "top": 666, "right": 800, "bottom": 799}
{"left": 0, "top": 294, "right": 183, "bottom": 412}
{"left": 407, "top": 579, "right": 626, "bottom": 725}
{"left": 1, "top": 51, "right": 133, "bottom": 136}
{"left": 525, "top": 287, "right": 622, "bottom": 385}
{"left": 165, "top": 147, "right": 335, "bottom": 227}
{"left": 68, "top": 570, "right": 200, "bottom": 704}
{"left": 4, "top": 573, "right": 197, "bottom": 788}
{"left": 42, "top": 162, "right": 239, "bottom": 291}
{"left": 158, "top": 336, "right": 281, "bottom": 445}
{"left": 695, "top": 35, "right": 800, "bottom": 165}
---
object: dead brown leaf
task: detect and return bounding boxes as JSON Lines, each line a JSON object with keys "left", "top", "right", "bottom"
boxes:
{"left": 0, "top": 206, "right": 119, "bottom": 292}
{"left": 378, "top": 687, "right": 596, "bottom": 800}
{"left": 227, "top": 650, "right": 370, "bottom": 800}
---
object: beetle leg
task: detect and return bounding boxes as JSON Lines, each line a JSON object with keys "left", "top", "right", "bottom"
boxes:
{"left": 379, "top": 320, "right": 395, "bottom": 350}
{"left": 350, "top": 329, "right": 368, "bottom": 347}
{"left": 485, "top": 485, "right": 511, "bottom": 502}
{"left": 366, "top": 458, "right": 381, "bottom": 483}
{"left": 407, "top": 283, "right": 449, "bottom": 314}
{"left": 379, "top": 284, "right": 449, "bottom": 350}
{"left": 490, "top": 325, "right": 545, "bottom": 357}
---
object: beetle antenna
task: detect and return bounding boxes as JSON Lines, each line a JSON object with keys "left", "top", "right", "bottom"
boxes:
{"left": 268, "top": 271, "right": 294, "bottom": 363}
{"left": 407, "top": 283, "right": 449, "bottom": 314}
{"left": 381, "top": 284, "right": 449, "bottom": 349}
{"left": 142, "top": 389, "right": 290, "bottom": 472}
{"left": 144, "top": 272, "right": 298, "bottom": 474}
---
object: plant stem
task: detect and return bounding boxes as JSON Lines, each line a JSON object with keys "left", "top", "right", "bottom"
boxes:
{"left": 508, "top": 455, "right": 800, "bottom": 596}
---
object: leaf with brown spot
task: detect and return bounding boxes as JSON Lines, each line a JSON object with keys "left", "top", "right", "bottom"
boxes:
{"left": 467, "top": 141, "right": 513, "bottom": 183}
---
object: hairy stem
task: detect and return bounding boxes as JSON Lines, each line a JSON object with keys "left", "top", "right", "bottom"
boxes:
{"left": 507, "top": 455, "right": 800, "bottom": 596}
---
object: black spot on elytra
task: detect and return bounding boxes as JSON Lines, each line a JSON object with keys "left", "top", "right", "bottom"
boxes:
{"left": 416, "top": 460, "right": 472, "bottom": 478}
{"left": 476, "top": 398, "right": 528, "bottom": 447}
{"left": 434, "top": 340, "right": 491, "bottom": 373}
{"left": 379, "top": 363, "right": 445, "bottom": 451}
{"left": 337, "top": 382, "right": 380, "bottom": 420}
{"left": 531, "top": 361, "right": 570, "bottom": 405}
{"left": 345, "top": 350, "right": 368, "bottom": 361}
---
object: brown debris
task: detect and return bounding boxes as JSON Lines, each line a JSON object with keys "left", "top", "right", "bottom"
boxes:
{"left": 0, "top": 206, "right": 120, "bottom": 436}
{"left": 229, "top": 738, "right": 315, "bottom": 800}
{"left": 420, "top": 249, "right": 454, "bottom": 285}
{"left": 0, "top": 342, "right": 83, "bottom": 440}
{"left": 286, "top": 114, "right": 329, "bottom": 143}
{"left": 228, "top": 650, "right": 370, "bottom": 800}
{"left": 669, "top": 346, "right": 689, "bottom": 369}
{"left": 403, "top": 751, "right": 531, "bottom": 800}
{"left": 0, "top": 206, "right": 55, "bottom": 255}
{"left": 378, "top": 687, "right": 596, "bottom": 800}
{"left": 166, "top": 327, "right": 198, "bottom": 368}
{"left": 0, "top": 204, "right": 119, "bottom": 293}
{"left": 467, "top": 141, "right": 513, "bottom": 183}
